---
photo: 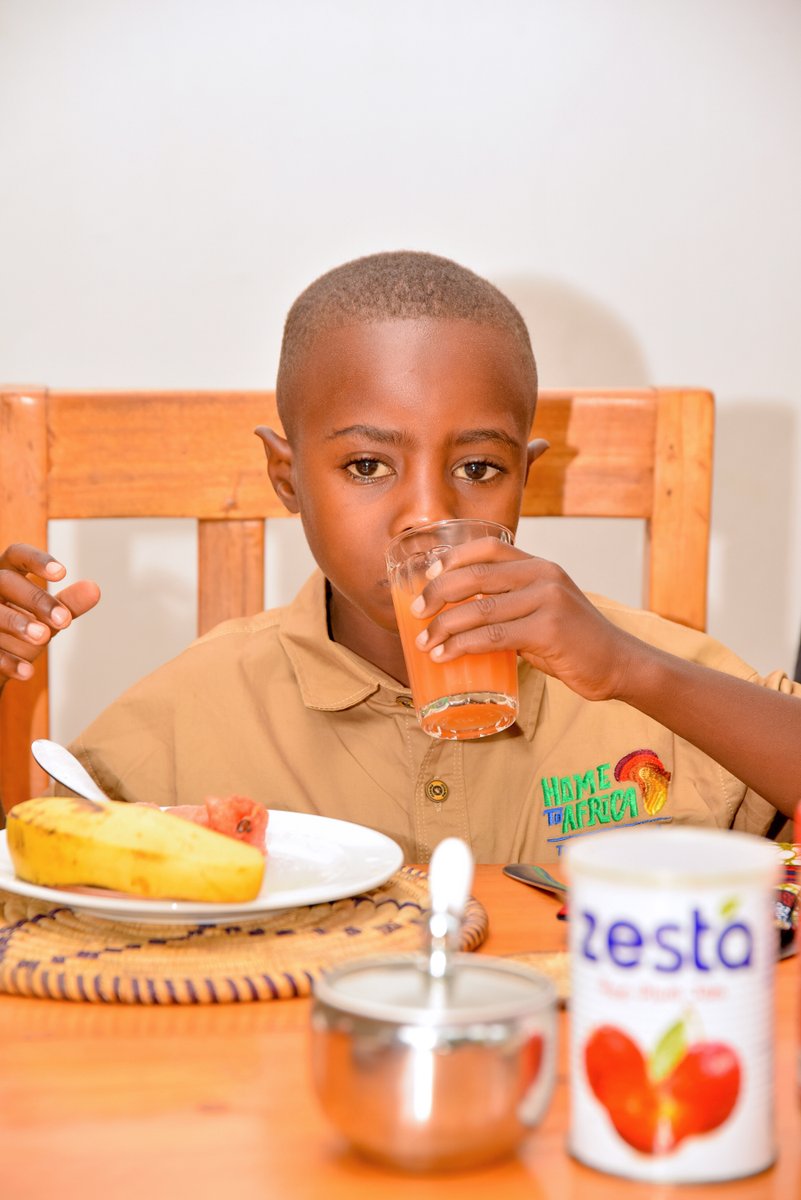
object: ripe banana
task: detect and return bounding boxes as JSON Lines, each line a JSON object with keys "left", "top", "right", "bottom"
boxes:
{"left": 6, "top": 795, "right": 265, "bottom": 903}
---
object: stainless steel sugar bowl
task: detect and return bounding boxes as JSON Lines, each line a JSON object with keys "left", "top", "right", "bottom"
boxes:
{"left": 310, "top": 951, "right": 557, "bottom": 1172}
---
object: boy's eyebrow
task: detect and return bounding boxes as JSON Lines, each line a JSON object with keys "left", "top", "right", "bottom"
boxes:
{"left": 325, "top": 425, "right": 521, "bottom": 451}
{"left": 326, "top": 424, "right": 414, "bottom": 446}
{"left": 453, "top": 428, "right": 522, "bottom": 452}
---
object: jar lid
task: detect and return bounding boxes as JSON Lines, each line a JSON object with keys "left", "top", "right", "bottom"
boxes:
{"left": 565, "top": 826, "right": 781, "bottom": 888}
{"left": 313, "top": 953, "right": 555, "bottom": 1025}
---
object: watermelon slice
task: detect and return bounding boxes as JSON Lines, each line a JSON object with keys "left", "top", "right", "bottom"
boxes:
{"left": 203, "top": 795, "right": 268, "bottom": 851}
{"left": 163, "top": 795, "right": 268, "bottom": 853}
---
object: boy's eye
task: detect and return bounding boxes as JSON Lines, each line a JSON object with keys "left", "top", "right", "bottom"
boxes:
{"left": 454, "top": 460, "right": 502, "bottom": 482}
{"left": 345, "top": 458, "right": 392, "bottom": 481}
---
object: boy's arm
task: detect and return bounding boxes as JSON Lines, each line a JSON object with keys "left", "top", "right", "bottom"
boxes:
{"left": 412, "top": 544, "right": 801, "bottom": 822}
{"left": 0, "top": 543, "right": 100, "bottom": 691}
{"left": 602, "top": 630, "right": 801, "bottom": 821}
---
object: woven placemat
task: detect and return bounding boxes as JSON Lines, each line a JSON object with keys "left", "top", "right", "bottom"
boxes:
{"left": 0, "top": 867, "right": 487, "bottom": 1005}
{"left": 505, "top": 951, "right": 570, "bottom": 1004}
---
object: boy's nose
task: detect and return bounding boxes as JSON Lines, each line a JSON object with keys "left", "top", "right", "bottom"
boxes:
{"left": 393, "top": 486, "right": 455, "bottom": 535}
{"left": 397, "top": 513, "right": 449, "bottom": 534}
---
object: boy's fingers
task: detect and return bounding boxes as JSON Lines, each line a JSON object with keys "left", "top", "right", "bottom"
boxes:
{"left": 0, "top": 605, "right": 51, "bottom": 643}
{"left": 0, "top": 646, "right": 35, "bottom": 681}
{"left": 0, "top": 572, "right": 100, "bottom": 630}
{"left": 436, "top": 537, "right": 520, "bottom": 570}
{"left": 54, "top": 579, "right": 102, "bottom": 619}
{"left": 427, "top": 615, "right": 534, "bottom": 662}
{"left": 0, "top": 543, "right": 65, "bottom": 581}
{"left": 0, "top": 579, "right": 101, "bottom": 686}
{"left": 0, "top": 550, "right": 100, "bottom": 688}
{"left": 0, "top": 569, "right": 74, "bottom": 629}
{"left": 414, "top": 551, "right": 531, "bottom": 615}
{"left": 418, "top": 583, "right": 542, "bottom": 651}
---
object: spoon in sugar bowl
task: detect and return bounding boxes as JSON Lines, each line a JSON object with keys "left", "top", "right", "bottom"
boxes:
{"left": 424, "top": 835, "right": 474, "bottom": 1003}
{"left": 310, "top": 836, "right": 558, "bottom": 1171}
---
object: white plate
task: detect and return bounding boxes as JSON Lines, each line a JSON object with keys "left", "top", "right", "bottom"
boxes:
{"left": 0, "top": 810, "right": 404, "bottom": 925}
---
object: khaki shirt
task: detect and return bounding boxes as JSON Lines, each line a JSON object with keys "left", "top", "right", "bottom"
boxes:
{"left": 71, "top": 572, "right": 798, "bottom": 864}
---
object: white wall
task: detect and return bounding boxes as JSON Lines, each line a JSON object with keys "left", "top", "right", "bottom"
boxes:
{"left": 1, "top": 0, "right": 799, "bottom": 743}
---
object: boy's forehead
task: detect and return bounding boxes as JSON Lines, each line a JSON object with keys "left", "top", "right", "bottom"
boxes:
{"left": 287, "top": 317, "right": 535, "bottom": 431}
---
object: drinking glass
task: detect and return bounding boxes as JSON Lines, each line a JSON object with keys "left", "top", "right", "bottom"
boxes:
{"left": 385, "top": 518, "right": 518, "bottom": 740}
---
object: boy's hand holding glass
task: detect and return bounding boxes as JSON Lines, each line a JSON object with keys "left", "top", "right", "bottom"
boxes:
{"left": 405, "top": 536, "right": 639, "bottom": 706}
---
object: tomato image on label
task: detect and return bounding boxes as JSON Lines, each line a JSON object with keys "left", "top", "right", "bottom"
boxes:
{"left": 584, "top": 1018, "right": 741, "bottom": 1154}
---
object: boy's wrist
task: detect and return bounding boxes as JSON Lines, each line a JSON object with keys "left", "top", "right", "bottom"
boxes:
{"left": 609, "top": 636, "right": 676, "bottom": 709}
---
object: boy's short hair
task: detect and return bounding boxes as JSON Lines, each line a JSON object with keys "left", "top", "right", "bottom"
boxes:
{"left": 276, "top": 250, "right": 537, "bottom": 431}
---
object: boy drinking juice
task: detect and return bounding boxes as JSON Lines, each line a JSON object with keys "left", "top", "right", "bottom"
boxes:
{"left": 2, "top": 252, "right": 800, "bottom": 863}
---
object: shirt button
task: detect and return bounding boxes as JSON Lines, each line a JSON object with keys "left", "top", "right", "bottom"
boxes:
{"left": 396, "top": 695, "right": 414, "bottom": 708}
{"left": 425, "top": 779, "right": 449, "bottom": 803}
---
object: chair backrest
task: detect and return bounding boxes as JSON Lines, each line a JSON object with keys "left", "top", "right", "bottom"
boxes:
{"left": 0, "top": 385, "right": 714, "bottom": 814}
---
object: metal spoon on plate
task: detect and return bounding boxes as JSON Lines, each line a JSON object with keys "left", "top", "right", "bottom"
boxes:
{"left": 31, "top": 738, "right": 111, "bottom": 803}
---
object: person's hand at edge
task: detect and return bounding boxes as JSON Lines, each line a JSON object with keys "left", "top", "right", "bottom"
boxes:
{"left": 0, "top": 543, "right": 101, "bottom": 691}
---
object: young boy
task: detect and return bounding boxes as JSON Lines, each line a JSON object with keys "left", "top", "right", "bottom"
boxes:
{"left": 1, "top": 251, "right": 800, "bottom": 863}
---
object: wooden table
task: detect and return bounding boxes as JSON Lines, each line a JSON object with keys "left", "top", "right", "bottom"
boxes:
{"left": 0, "top": 865, "right": 798, "bottom": 1200}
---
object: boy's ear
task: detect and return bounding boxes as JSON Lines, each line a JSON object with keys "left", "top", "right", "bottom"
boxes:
{"left": 254, "top": 426, "right": 300, "bottom": 514}
{"left": 525, "top": 438, "right": 550, "bottom": 481}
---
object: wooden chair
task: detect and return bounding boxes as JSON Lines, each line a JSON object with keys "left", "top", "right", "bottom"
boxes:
{"left": 0, "top": 385, "right": 714, "bottom": 815}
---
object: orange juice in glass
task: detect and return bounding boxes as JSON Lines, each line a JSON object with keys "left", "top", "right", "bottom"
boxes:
{"left": 385, "top": 519, "right": 518, "bottom": 739}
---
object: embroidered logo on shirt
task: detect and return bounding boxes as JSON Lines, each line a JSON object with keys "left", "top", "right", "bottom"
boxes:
{"left": 614, "top": 748, "right": 672, "bottom": 815}
{"left": 539, "top": 749, "right": 672, "bottom": 840}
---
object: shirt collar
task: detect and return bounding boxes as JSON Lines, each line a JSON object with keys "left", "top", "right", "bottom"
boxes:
{"left": 278, "top": 569, "right": 545, "bottom": 737}
{"left": 278, "top": 572, "right": 389, "bottom": 710}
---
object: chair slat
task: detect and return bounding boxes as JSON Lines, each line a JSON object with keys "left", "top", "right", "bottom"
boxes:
{"left": 47, "top": 392, "right": 286, "bottom": 519}
{"left": 522, "top": 393, "right": 657, "bottom": 516}
{"left": 647, "top": 389, "right": 714, "bottom": 631}
{"left": 0, "top": 388, "right": 51, "bottom": 814}
{"left": 198, "top": 519, "right": 266, "bottom": 636}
